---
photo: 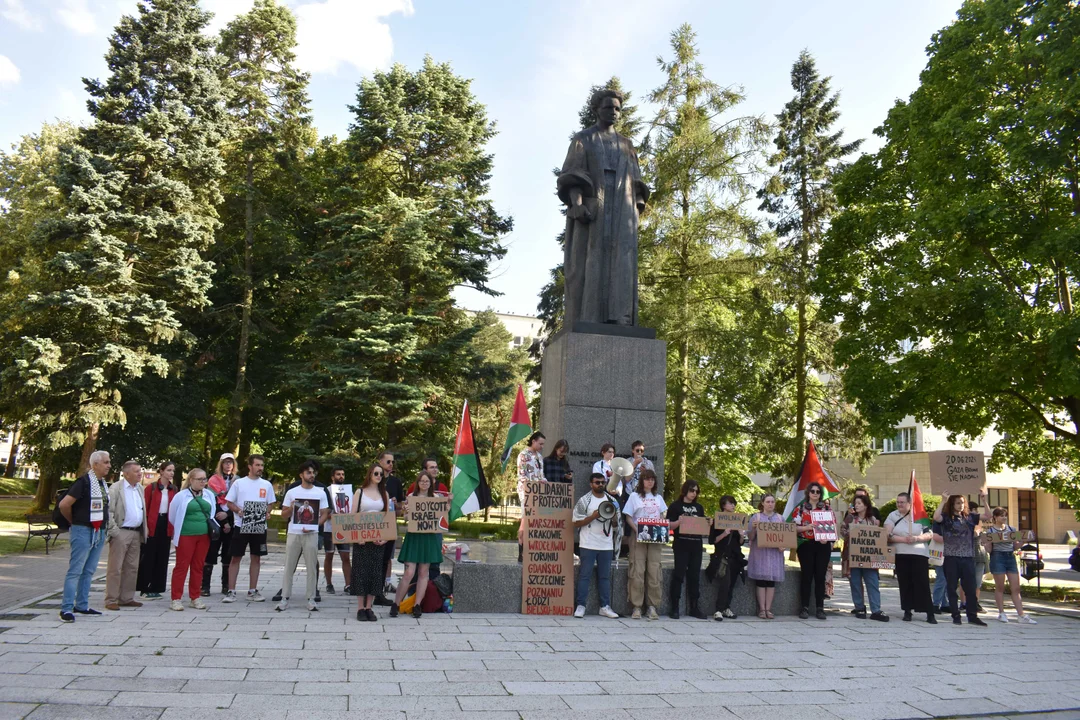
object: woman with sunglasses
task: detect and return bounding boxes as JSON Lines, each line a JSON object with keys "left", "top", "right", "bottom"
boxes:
{"left": 350, "top": 464, "right": 390, "bottom": 621}
{"left": 791, "top": 482, "right": 832, "bottom": 619}
{"left": 666, "top": 480, "right": 709, "bottom": 619}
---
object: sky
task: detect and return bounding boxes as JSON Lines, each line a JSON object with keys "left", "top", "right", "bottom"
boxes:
{"left": 0, "top": 0, "right": 964, "bottom": 317}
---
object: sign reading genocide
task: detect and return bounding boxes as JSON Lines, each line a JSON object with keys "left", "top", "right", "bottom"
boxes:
{"left": 679, "top": 515, "right": 710, "bottom": 537}
{"left": 406, "top": 496, "right": 450, "bottom": 534}
{"left": 811, "top": 510, "right": 838, "bottom": 542}
{"left": 847, "top": 524, "right": 895, "bottom": 569}
{"left": 636, "top": 518, "right": 669, "bottom": 544}
{"left": 928, "top": 450, "right": 986, "bottom": 496}
{"left": 713, "top": 511, "right": 748, "bottom": 533}
{"left": 521, "top": 481, "right": 574, "bottom": 616}
{"left": 331, "top": 512, "right": 396, "bottom": 544}
{"left": 757, "top": 521, "right": 798, "bottom": 549}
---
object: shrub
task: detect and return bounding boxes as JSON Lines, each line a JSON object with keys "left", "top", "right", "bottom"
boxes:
{"left": 878, "top": 494, "right": 941, "bottom": 521}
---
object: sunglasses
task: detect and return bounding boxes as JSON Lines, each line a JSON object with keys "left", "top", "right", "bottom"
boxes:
{"left": 590, "top": 480, "right": 605, "bottom": 485}
{"left": 809, "top": 489, "right": 821, "bottom": 495}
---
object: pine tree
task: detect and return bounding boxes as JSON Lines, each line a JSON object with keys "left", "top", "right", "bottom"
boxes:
{"left": 215, "top": 0, "right": 316, "bottom": 455}
{"left": 757, "top": 50, "right": 870, "bottom": 477}
{"left": 640, "top": 24, "right": 770, "bottom": 500}
{"left": 0, "top": 0, "right": 226, "bottom": 503}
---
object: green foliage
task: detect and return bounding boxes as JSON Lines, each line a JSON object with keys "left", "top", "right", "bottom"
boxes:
{"left": 878, "top": 494, "right": 941, "bottom": 522}
{"left": 447, "top": 519, "right": 518, "bottom": 541}
{"left": 817, "top": 0, "right": 1080, "bottom": 507}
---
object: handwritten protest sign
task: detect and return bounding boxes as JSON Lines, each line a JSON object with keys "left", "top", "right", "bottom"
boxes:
{"left": 847, "top": 525, "right": 895, "bottom": 569}
{"left": 636, "top": 518, "right": 669, "bottom": 544}
{"left": 928, "top": 450, "right": 986, "bottom": 496}
{"left": 521, "top": 481, "right": 574, "bottom": 616}
{"left": 679, "top": 515, "right": 710, "bottom": 537}
{"left": 984, "top": 528, "right": 1027, "bottom": 544}
{"left": 331, "top": 512, "right": 396, "bottom": 544}
{"left": 713, "top": 511, "right": 748, "bottom": 533}
{"left": 757, "top": 521, "right": 798, "bottom": 549}
{"left": 406, "top": 496, "right": 450, "bottom": 533}
{"left": 811, "top": 510, "right": 838, "bottom": 542}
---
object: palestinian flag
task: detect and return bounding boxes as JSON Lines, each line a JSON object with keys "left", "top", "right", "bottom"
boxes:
{"left": 782, "top": 440, "right": 841, "bottom": 522}
{"left": 908, "top": 470, "right": 932, "bottom": 530}
{"left": 499, "top": 385, "right": 532, "bottom": 471}
{"left": 450, "top": 401, "right": 493, "bottom": 521}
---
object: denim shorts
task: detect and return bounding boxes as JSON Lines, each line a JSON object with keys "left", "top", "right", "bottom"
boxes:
{"left": 989, "top": 551, "right": 1018, "bottom": 575}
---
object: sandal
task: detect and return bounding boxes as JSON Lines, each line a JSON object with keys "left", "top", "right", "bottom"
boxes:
{"left": 765, "top": 610, "right": 775, "bottom": 619}
{"left": 758, "top": 610, "right": 767, "bottom": 619}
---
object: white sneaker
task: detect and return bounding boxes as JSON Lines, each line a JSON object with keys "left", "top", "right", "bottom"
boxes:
{"left": 1018, "top": 614, "right": 1037, "bottom": 625}
{"left": 248, "top": 589, "right": 265, "bottom": 602}
{"left": 170, "top": 600, "right": 184, "bottom": 611}
{"left": 631, "top": 607, "right": 642, "bottom": 619}
{"left": 713, "top": 611, "right": 724, "bottom": 621}
{"left": 221, "top": 590, "right": 237, "bottom": 603}
{"left": 573, "top": 605, "right": 585, "bottom": 618}
{"left": 190, "top": 597, "right": 207, "bottom": 610}
{"left": 599, "top": 606, "right": 619, "bottom": 619}
{"left": 275, "top": 600, "right": 288, "bottom": 612}
{"left": 307, "top": 600, "right": 318, "bottom": 611}
{"left": 997, "top": 612, "right": 1010, "bottom": 623}
{"left": 647, "top": 606, "right": 659, "bottom": 621}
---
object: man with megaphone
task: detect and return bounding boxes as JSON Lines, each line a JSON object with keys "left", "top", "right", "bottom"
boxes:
{"left": 572, "top": 472, "right": 623, "bottom": 619}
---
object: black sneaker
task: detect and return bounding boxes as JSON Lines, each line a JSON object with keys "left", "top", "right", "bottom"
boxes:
{"left": 870, "top": 611, "right": 889, "bottom": 622}
{"left": 343, "top": 585, "right": 351, "bottom": 594}
{"left": 389, "top": 603, "right": 399, "bottom": 618}
{"left": 325, "top": 584, "right": 336, "bottom": 595}
{"left": 412, "top": 606, "right": 422, "bottom": 619}
{"left": 356, "top": 609, "right": 365, "bottom": 621}
{"left": 373, "top": 596, "right": 393, "bottom": 606}
{"left": 926, "top": 613, "right": 938, "bottom": 624}
{"left": 815, "top": 608, "right": 827, "bottom": 620}
{"left": 669, "top": 608, "right": 680, "bottom": 620}
{"left": 953, "top": 616, "right": 963, "bottom": 625}
{"left": 200, "top": 587, "right": 211, "bottom": 598}
{"left": 59, "top": 611, "right": 74, "bottom": 623}
{"left": 689, "top": 608, "right": 708, "bottom": 620}
{"left": 74, "top": 607, "right": 102, "bottom": 616}
{"left": 969, "top": 617, "right": 987, "bottom": 627}
{"left": 798, "top": 607, "right": 809, "bottom": 619}
{"left": 272, "top": 590, "right": 283, "bottom": 602}
{"left": 902, "top": 611, "right": 913, "bottom": 622}
{"left": 314, "top": 590, "right": 321, "bottom": 603}
{"left": 366, "top": 609, "right": 378, "bottom": 622}
{"left": 854, "top": 609, "right": 867, "bottom": 619}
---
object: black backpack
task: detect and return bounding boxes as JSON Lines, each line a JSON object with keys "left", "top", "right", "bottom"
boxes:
{"left": 51, "top": 485, "right": 72, "bottom": 530}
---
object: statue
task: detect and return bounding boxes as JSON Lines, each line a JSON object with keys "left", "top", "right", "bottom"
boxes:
{"left": 558, "top": 89, "right": 650, "bottom": 327}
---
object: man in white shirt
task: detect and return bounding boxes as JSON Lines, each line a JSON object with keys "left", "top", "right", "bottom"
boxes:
{"left": 223, "top": 455, "right": 276, "bottom": 603}
{"left": 277, "top": 461, "right": 330, "bottom": 611}
{"left": 105, "top": 460, "right": 148, "bottom": 610}
{"left": 571, "top": 472, "right": 622, "bottom": 619}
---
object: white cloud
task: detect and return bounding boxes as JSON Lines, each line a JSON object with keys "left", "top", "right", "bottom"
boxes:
{"left": 200, "top": 0, "right": 255, "bottom": 35}
{"left": 1, "top": 0, "right": 41, "bottom": 30}
{"left": 293, "top": 0, "right": 413, "bottom": 75}
{"left": 53, "top": 0, "right": 96, "bottom": 35}
{"left": 0, "top": 54, "right": 20, "bottom": 86}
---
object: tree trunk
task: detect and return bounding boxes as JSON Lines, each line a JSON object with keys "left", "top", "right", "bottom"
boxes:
{"left": 77, "top": 422, "right": 100, "bottom": 476}
{"left": 225, "top": 153, "right": 256, "bottom": 455}
{"left": 31, "top": 452, "right": 63, "bottom": 513}
{"left": 794, "top": 176, "right": 812, "bottom": 467}
{"left": 202, "top": 402, "right": 217, "bottom": 469}
{"left": 238, "top": 408, "right": 254, "bottom": 470}
{"left": 670, "top": 334, "right": 689, "bottom": 502}
{"left": 4, "top": 423, "right": 20, "bottom": 478}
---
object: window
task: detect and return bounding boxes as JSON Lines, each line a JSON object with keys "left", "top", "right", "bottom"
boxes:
{"left": 513, "top": 336, "right": 522, "bottom": 346}
{"left": 872, "top": 427, "right": 917, "bottom": 453}
{"left": 986, "top": 489, "right": 1008, "bottom": 511}
{"left": 1061, "top": 499, "right": 1073, "bottom": 510}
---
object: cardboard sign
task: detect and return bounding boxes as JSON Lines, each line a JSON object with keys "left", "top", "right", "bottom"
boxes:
{"left": 811, "top": 510, "right": 838, "bottom": 542}
{"left": 928, "top": 539, "right": 945, "bottom": 567}
{"left": 521, "top": 481, "right": 574, "bottom": 616}
{"left": 406, "top": 496, "right": 450, "bottom": 533}
{"left": 636, "top": 518, "right": 669, "bottom": 544}
{"left": 984, "top": 528, "right": 1026, "bottom": 543}
{"left": 331, "top": 512, "right": 396, "bottom": 544}
{"left": 757, "top": 521, "right": 798, "bottom": 549}
{"left": 847, "top": 525, "right": 896, "bottom": 569}
{"left": 679, "top": 514, "right": 710, "bottom": 537}
{"left": 714, "top": 511, "right": 748, "bottom": 533}
{"left": 928, "top": 450, "right": 986, "bottom": 496}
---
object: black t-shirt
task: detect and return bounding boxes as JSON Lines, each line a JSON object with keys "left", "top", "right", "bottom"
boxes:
{"left": 384, "top": 474, "right": 405, "bottom": 505}
{"left": 66, "top": 474, "right": 110, "bottom": 527}
{"left": 667, "top": 500, "right": 704, "bottom": 543}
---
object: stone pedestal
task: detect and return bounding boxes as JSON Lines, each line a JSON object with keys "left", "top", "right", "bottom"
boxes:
{"left": 539, "top": 325, "right": 667, "bottom": 498}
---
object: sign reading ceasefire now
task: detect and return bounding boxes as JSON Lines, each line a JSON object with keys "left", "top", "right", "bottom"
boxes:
{"left": 521, "top": 481, "right": 574, "bottom": 616}
{"left": 331, "top": 512, "right": 396, "bottom": 544}
{"left": 756, "top": 521, "right": 798, "bottom": 549}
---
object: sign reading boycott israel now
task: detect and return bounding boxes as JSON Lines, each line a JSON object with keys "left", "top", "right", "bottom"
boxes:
{"left": 406, "top": 496, "right": 450, "bottom": 533}
{"left": 756, "top": 521, "right": 798, "bottom": 549}
{"left": 928, "top": 450, "right": 986, "bottom": 496}
{"left": 521, "top": 481, "right": 574, "bottom": 616}
{"left": 331, "top": 512, "right": 396, "bottom": 544}
{"left": 847, "top": 524, "right": 895, "bottom": 569}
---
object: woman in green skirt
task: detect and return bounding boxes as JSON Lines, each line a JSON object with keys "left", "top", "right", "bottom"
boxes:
{"left": 391, "top": 472, "right": 444, "bottom": 618}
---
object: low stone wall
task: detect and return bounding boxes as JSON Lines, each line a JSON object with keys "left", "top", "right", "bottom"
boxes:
{"left": 450, "top": 560, "right": 804, "bottom": 616}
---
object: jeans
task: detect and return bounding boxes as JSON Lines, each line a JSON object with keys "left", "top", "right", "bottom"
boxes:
{"left": 943, "top": 555, "right": 978, "bottom": 620}
{"left": 932, "top": 565, "right": 947, "bottom": 608}
{"left": 576, "top": 547, "right": 612, "bottom": 608}
{"left": 848, "top": 567, "right": 881, "bottom": 613}
{"left": 62, "top": 525, "right": 107, "bottom": 613}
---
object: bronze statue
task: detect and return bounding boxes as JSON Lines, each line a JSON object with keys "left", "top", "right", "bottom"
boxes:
{"left": 558, "top": 89, "right": 649, "bottom": 327}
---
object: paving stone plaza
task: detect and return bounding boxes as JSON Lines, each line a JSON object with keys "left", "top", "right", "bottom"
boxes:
{"left": 1, "top": 550, "right": 1079, "bottom": 720}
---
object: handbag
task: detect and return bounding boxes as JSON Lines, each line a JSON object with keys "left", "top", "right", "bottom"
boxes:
{"left": 190, "top": 489, "right": 220, "bottom": 541}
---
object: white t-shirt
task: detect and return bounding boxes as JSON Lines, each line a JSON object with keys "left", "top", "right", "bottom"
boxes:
{"left": 885, "top": 509, "right": 930, "bottom": 557}
{"left": 225, "top": 477, "right": 276, "bottom": 531}
{"left": 623, "top": 491, "right": 667, "bottom": 522}
{"left": 283, "top": 485, "right": 325, "bottom": 534}
{"left": 579, "top": 494, "right": 614, "bottom": 552}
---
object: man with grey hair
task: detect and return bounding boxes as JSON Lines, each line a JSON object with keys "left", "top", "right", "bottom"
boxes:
{"left": 104, "top": 460, "right": 147, "bottom": 611}
{"left": 58, "top": 451, "right": 113, "bottom": 622}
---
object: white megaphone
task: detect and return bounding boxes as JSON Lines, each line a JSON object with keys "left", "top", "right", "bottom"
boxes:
{"left": 608, "top": 457, "right": 634, "bottom": 494}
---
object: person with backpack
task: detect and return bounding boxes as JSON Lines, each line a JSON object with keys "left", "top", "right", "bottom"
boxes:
{"left": 202, "top": 453, "right": 237, "bottom": 596}
{"left": 167, "top": 468, "right": 216, "bottom": 611}
{"left": 57, "top": 451, "right": 113, "bottom": 623}
{"left": 704, "top": 494, "right": 743, "bottom": 621}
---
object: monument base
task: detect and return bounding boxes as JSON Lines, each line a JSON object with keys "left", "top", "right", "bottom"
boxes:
{"left": 540, "top": 329, "right": 667, "bottom": 498}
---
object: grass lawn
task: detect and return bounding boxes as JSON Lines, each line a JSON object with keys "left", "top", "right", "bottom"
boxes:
{"left": 0, "top": 477, "right": 36, "bottom": 496}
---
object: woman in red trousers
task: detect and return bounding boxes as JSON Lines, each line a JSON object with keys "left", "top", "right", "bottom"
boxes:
{"left": 167, "top": 468, "right": 215, "bottom": 611}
